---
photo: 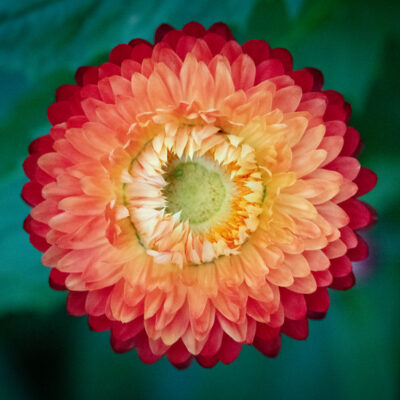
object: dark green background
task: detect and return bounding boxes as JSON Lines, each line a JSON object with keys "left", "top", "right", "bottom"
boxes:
{"left": 0, "top": 0, "right": 399, "bottom": 399}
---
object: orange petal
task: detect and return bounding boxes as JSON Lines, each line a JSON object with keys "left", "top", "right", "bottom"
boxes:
{"left": 231, "top": 54, "right": 256, "bottom": 90}
{"left": 272, "top": 85, "right": 302, "bottom": 113}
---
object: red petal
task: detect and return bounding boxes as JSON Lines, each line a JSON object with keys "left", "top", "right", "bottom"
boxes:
{"left": 344, "top": 102, "right": 352, "bottom": 121}
{"left": 175, "top": 36, "right": 197, "bottom": 60}
{"left": 47, "top": 101, "right": 73, "bottom": 125}
{"left": 171, "top": 357, "right": 193, "bottom": 370}
{"left": 130, "top": 43, "right": 153, "bottom": 63}
{"left": 340, "top": 226, "right": 358, "bottom": 249}
{"left": 29, "top": 134, "right": 53, "bottom": 154}
{"left": 23, "top": 154, "right": 39, "bottom": 179}
{"left": 85, "top": 287, "right": 112, "bottom": 316}
{"left": 341, "top": 199, "right": 374, "bottom": 230}
{"left": 75, "top": 66, "right": 91, "bottom": 86}
{"left": 196, "top": 353, "right": 219, "bottom": 368}
{"left": 98, "top": 62, "right": 120, "bottom": 79}
{"left": 29, "top": 233, "right": 50, "bottom": 251}
{"left": 329, "top": 256, "right": 352, "bottom": 278}
{"left": 354, "top": 167, "right": 377, "bottom": 197}
{"left": 154, "top": 24, "right": 174, "bottom": 43}
{"left": 330, "top": 272, "right": 356, "bottom": 290}
{"left": 97, "top": 78, "right": 115, "bottom": 103}
{"left": 307, "top": 311, "right": 327, "bottom": 320}
{"left": 270, "top": 48, "right": 293, "bottom": 71}
{"left": 109, "top": 44, "right": 134, "bottom": 65}
{"left": 324, "top": 103, "right": 350, "bottom": 122}
{"left": 21, "top": 181, "right": 43, "bottom": 206}
{"left": 110, "top": 323, "right": 144, "bottom": 354}
{"left": 280, "top": 288, "right": 307, "bottom": 320}
{"left": 66, "top": 291, "right": 88, "bottom": 316}
{"left": 312, "top": 270, "right": 333, "bottom": 287}
{"left": 35, "top": 167, "right": 53, "bottom": 186}
{"left": 253, "top": 335, "right": 281, "bottom": 357}
{"left": 160, "top": 30, "right": 184, "bottom": 50}
{"left": 219, "top": 334, "right": 242, "bottom": 364}
{"left": 25, "top": 216, "right": 48, "bottom": 237}
{"left": 183, "top": 22, "right": 206, "bottom": 37}
{"left": 323, "top": 90, "right": 344, "bottom": 105}
{"left": 281, "top": 317, "right": 308, "bottom": 340}
{"left": 188, "top": 37, "right": 213, "bottom": 63}
{"left": 23, "top": 215, "right": 32, "bottom": 233}
{"left": 49, "top": 268, "right": 68, "bottom": 291}
{"left": 56, "top": 84, "right": 80, "bottom": 101}
{"left": 289, "top": 69, "right": 314, "bottom": 92}
{"left": 88, "top": 315, "right": 112, "bottom": 332}
{"left": 347, "top": 234, "right": 369, "bottom": 261}
{"left": 242, "top": 39, "right": 271, "bottom": 65}
{"left": 327, "top": 156, "right": 360, "bottom": 180}
{"left": 111, "top": 336, "right": 137, "bottom": 354}
{"left": 111, "top": 317, "right": 144, "bottom": 342}
{"left": 323, "top": 92, "right": 351, "bottom": 122}
{"left": 305, "top": 287, "right": 330, "bottom": 312}
{"left": 200, "top": 322, "right": 223, "bottom": 357}
{"left": 167, "top": 340, "right": 192, "bottom": 365}
{"left": 255, "top": 59, "right": 285, "bottom": 84}
{"left": 220, "top": 40, "right": 242, "bottom": 64}
{"left": 341, "top": 126, "right": 360, "bottom": 156}
{"left": 128, "top": 38, "right": 152, "bottom": 47}
{"left": 80, "top": 84, "right": 101, "bottom": 100}
{"left": 208, "top": 22, "right": 235, "bottom": 41}
{"left": 255, "top": 323, "right": 280, "bottom": 341}
{"left": 305, "top": 67, "right": 324, "bottom": 90}
{"left": 136, "top": 332, "right": 160, "bottom": 364}
{"left": 203, "top": 33, "right": 226, "bottom": 55}
{"left": 325, "top": 120, "right": 347, "bottom": 137}
{"left": 81, "top": 67, "right": 99, "bottom": 85}
{"left": 66, "top": 115, "right": 87, "bottom": 129}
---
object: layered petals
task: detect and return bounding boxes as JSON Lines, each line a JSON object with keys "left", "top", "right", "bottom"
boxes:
{"left": 22, "top": 22, "right": 376, "bottom": 368}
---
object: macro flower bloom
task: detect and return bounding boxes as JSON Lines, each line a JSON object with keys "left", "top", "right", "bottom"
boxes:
{"left": 22, "top": 22, "right": 377, "bottom": 368}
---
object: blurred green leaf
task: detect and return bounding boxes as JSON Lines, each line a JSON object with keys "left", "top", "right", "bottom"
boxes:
{"left": 0, "top": 70, "right": 71, "bottom": 179}
{"left": 0, "top": 0, "right": 257, "bottom": 79}
{"left": 284, "top": 0, "right": 304, "bottom": 19}
{"left": 353, "top": 36, "right": 400, "bottom": 161}
{"left": 247, "top": 0, "right": 400, "bottom": 112}
{"left": 0, "top": 173, "right": 64, "bottom": 314}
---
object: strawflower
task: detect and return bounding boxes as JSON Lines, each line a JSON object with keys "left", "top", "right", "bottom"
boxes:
{"left": 22, "top": 22, "right": 377, "bottom": 368}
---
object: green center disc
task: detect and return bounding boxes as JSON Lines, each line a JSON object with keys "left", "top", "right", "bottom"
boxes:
{"left": 163, "top": 160, "right": 230, "bottom": 227}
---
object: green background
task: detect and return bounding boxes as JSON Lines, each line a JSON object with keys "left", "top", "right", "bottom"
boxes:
{"left": 0, "top": 0, "right": 399, "bottom": 399}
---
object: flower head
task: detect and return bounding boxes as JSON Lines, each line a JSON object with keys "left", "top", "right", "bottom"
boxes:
{"left": 22, "top": 22, "right": 377, "bottom": 368}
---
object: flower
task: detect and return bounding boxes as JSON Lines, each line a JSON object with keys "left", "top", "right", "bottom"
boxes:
{"left": 22, "top": 22, "right": 377, "bottom": 368}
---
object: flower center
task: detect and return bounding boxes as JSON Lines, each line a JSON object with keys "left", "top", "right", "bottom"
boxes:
{"left": 125, "top": 126, "right": 264, "bottom": 267}
{"left": 162, "top": 159, "right": 232, "bottom": 230}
